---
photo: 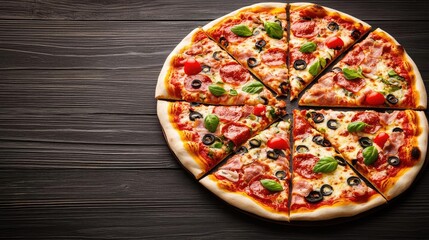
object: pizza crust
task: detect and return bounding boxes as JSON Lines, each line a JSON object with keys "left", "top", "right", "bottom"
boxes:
{"left": 157, "top": 100, "right": 204, "bottom": 178}
{"left": 200, "top": 175, "right": 289, "bottom": 221}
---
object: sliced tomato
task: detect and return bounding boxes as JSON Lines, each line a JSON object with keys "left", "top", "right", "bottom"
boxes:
{"left": 365, "top": 91, "right": 385, "bottom": 105}
{"left": 325, "top": 36, "right": 344, "bottom": 50}
{"left": 374, "top": 132, "right": 389, "bottom": 148}
{"left": 184, "top": 58, "right": 202, "bottom": 75}
{"left": 253, "top": 104, "right": 266, "bottom": 117}
{"left": 267, "top": 137, "right": 289, "bottom": 150}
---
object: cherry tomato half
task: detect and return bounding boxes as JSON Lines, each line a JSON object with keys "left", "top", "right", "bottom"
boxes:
{"left": 267, "top": 137, "right": 289, "bottom": 150}
{"left": 365, "top": 91, "right": 385, "bottom": 105}
{"left": 325, "top": 36, "right": 344, "bottom": 50}
{"left": 253, "top": 104, "right": 266, "bottom": 117}
{"left": 184, "top": 58, "right": 202, "bottom": 75}
{"left": 374, "top": 132, "right": 389, "bottom": 148}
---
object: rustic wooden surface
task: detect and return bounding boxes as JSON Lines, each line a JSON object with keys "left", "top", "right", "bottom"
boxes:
{"left": 0, "top": 1, "right": 428, "bottom": 239}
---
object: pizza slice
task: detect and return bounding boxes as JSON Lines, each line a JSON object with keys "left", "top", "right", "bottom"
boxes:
{"left": 155, "top": 28, "right": 280, "bottom": 107}
{"left": 301, "top": 109, "right": 428, "bottom": 200}
{"left": 157, "top": 100, "right": 285, "bottom": 178}
{"left": 200, "top": 120, "right": 291, "bottom": 221}
{"left": 300, "top": 28, "right": 427, "bottom": 109}
{"left": 203, "top": 3, "right": 288, "bottom": 95}
{"left": 291, "top": 110, "right": 386, "bottom": 221}
{"left": 288, "top": 3, "right": 371, "bottom": 100}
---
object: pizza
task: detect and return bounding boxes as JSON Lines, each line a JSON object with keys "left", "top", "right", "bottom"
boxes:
{"left": 291, "top": 110, "right": 386, "bottom": 220}
{"left": 156, "top": 2, "right": 428, "bottom": 222}
{"left": 300, "top": 28, "right": 427, "bottom": 109}
{"left": 200, "top": 121, "right": 291, "bottom": 221}
{"left": 289, "top": 3, "right": 371, "bottom": 100}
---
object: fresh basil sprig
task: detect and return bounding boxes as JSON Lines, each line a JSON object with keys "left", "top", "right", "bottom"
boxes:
{"left": 260, "top": 179, "right": 283, "bottom": 192}
{"left": 264, "top": 21, "right": 283, "bottom": 39}
{"left": 229, "top": 89, "right": 238, "bottom": 96}
{"left": 313, "top": 156, "right": 338, "bottom": 173}
{"left": 230, "top": 25, "right": 253, "bottom": 37}
{"left": 363, "top": 146, "right": 379, "bottom": 165}
{"left": 347, "top": 121, "right": 367, "bottom": 133}
{"left": 343, "top": 67, "right": 365, "bottom": 80}
{"left": 242, "top": 81, "right": 264, "bottom": 94}
{"left": 209, "top": 85, "right": 226, "bottom": 97}
{"left": 204, "top": 114, "right": 219, "bottom": 133}
{"left": 309, "top": 58, "right": 326, "bottom": 76}
{"left": 300, "top": 42, "right": 317, "bottom": 53}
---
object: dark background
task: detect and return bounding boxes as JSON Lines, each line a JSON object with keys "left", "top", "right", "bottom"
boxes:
{"left": 0, "top": 0, "right": 428, "bottom": 239}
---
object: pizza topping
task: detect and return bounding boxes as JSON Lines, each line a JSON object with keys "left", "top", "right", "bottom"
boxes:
{"left": 411, "top": 147, "right": 421, "bottom": 160}
{"left": 208, "top": 85, "right": 226, "bottom": 97}
{"left": 253, "top": 104, "right": 266, "bottom": 117}
{"left": 264, "top": 21, "right": 284, "bottom": 40}
{"left": 230, "top": 24, "right": 253, "bottom": 37}
{"left": 327, "top": 21, "right": 339, "bottom": 31}
{"left": 320, "top": 184, "right": 334, "bottom": 196}
{"left": 219, "top": 36, "right": 228, "bottom": 47}
{"left": 216, "top": 169, "right": 239, "bottom": 182}
{"left": 189, "top": 111, "right": 203, "bottom": 121}
{"left": 191, "top": 79, "right": 202, "bottom": 89}
{"left": 359, "top": 137, "right": 373, "bottom": 148}
{"left": 343, "top": 46, "right": 365, "bottom": 66}
{"left": 386, "top": 94, "right": 399, "bottom": 105}
{"left": 279, "top": 82, "right": 288, "bottom": 94}
{"left": 327, "top": 119, "right": 339, "bottom": 130}
{"left": 293, "top": 59, "right": 307, "bottom": 70}
{"left": 201, "top": 65, "right": 211, "bottom": 73}
{"left": 255, "top": 39, "right": 266, "bottom": 50}
{"left": 313, "top": 156, "right": 338, "bottom": 173}
{"left": 294, "top": 154, "right": 322, "bottom": 179}
{"left": 296, "top": 145, "right": 309, "bottom": 153}
{"left": 325, "top": 36, "right": 344, "bottom": 50}
{"left": 311, "top": 112, "right": 325, "bottom": 123}
{"left": 351, "top": 112, "right": 381, "bottom": 133}
{"left": 222, "top": 123, "right": 250, "bottom": 147}
{"left": 249, "top": 138, "right": 262, "bottom": 148}
{"left": 331, "top": 67, "right": 342, "bottom": 73}
{"left": 212, "top": 51, "right": 222, "bottom": 61}
{"left": 260, "top": 179, "right": 283, "bottom": 192}
{"left": 387, "top": 156, "right": 400, "bottom": 166}
{"left": 347, "top": 121, "right": 367, "bottom": 133}
{"left": 374, "top": 132, "right": 389, "bottom": 148}
{"left": 236, "top": 146, "right": 248, "bottom": 154}
{"left": 350, "top": 29, "right": 361, "bottom": 39}
{"left": 247, "top": 57, "right": 259, "bottom": 68}
{"left": 312, "top": 135, "right": 331, "bottom": 147}
{"left": 309, "top": 58, "right": 326, "bottom": 76}
{"left": 267, "top": 137, "right": 289, "bottom": 150}
{"left": 363, "top": 146, "right": 379, "bottom": 165}
{"left": 184, "top": 75, "right": 211, "bottom": 92}
{"left": 291, "top": 19, "right": 318, "bottom": 38}
{"left": 220, "top": 61, "right": 250, "bottom": 85}
{"left": 184, "top": 58, "right": 202, "bottom": 75}
{"left": 299, "top": 42, "right": 317, "bottom": 53}
{"left": 202, "top": 134, "right": 216, "bottom": 145}
{"left": 365, "top": 91, "right": 385, "bottom": 105}
{"left": 267, "top": 150, "right": 279, "bottom": 160}
{"left": 347, "top": 176, "right": 361, "bottom": 186}
{"left": 305, "top": 191, "right": 323, "bottom": 203}
{"left": 392, "top": 127, "right": 403, "bottom": 132}
{"left": 242, "top": 81, "right": 264, "bottom": 94}
{"left": 342, "top": 67, "right": 365, "bottom": 80}
{"left": 204, "top": 114, "right": 220, "bottom": 133}
{"left": 275, "top": 170, "right": 287, "bottom": 180}
{"left": 335, "top": 156, "right": 347, "bottom": 166}
{"left": 261, "top": 48, "right": 286, "bottom": 67}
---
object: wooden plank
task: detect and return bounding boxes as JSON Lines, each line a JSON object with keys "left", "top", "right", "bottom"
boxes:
{"left": 0, "top": 0, "right": 428, "bottom": 21}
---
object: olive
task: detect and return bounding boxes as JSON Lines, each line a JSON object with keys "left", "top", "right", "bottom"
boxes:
{"left": 201, "top": 65, "right": 211, "bottom": 73}
{"left": 202, "top": 134, "right": 216, "bottom": 145}
{"left": 351, "top": 29, "right": 361, "bottom": 40}
{"left": 327, "top": 21, "right": 339, "bottom": 31}
{"left": 247, "top": 58, "right": 259, "bottom": 68}
{"left": 305, "top": 191, "right": 323, "bottom": 203}
{"left": 296, "top": 145, "right": 309, "bottom": 153}
{"left": 320, "top": 184, "right": 334, "bottom": 196}
{"left": 335, "top": 156, "right": 347, "bottom": 166}
{"left": 327, "top": 119, "right": 339, "bottom": 130}
{"left": 322, "top": 139, "right": 332, "bottom": 147}
{"left": 275, "top": 19, "right": 283, "bottom": 28}
{"left": 267, "top": 150, "right": 279, "bottom": 160}
{"left": 191, "top": 79, "right": 202, "bottom": 89}
{"left": 189, "top": 111, "right": 203, "bottom": 121}
{"left": 236, "top": 146, "right": 248, "bottom": 154}
{"left": 212, "top": 51, "right": 221, "bottom": 60}
{"left": 312, "top": 135, "right": 324, "bottom": 145}
{"left": 386, "top": 94, "right": 399, "bottom": 105}
{"left": 387, "top": 156, "right": 400, "bottom": 166}
{"left": 275, "top": 170, "right": 287, "bottom": 180}
{"left": 293, "top": 59, "right": 307, "bottom": 70}
{"left": 411, "top": 147, "right": 421, "bottom": 160}
{"left": 312, "top": 112, "right": 325, "bottom": 123}
{"left": 331, "top": 67, "right": 342, "bottom": 73}
{"left": 347, "top": 176, "right": 361, "bottom": 186}
{"left": 274, "top": 149, "right": 285, "bottom": 157}
{"left": 279, "top": 82, "right": 288, "bottom": 94}
{"left": 359, "top": 137, "right": 373, "bottom": 148}
{"left": 260, "top": 96, "right": 268, "bottom": 105}
{"left": 392, "top": 127, "right": 403, "bottom": 132}
{"left": 295, "top": 76, "right": 305, "bottom": 84}
{"left": 249, "top": 139, "right": 261, "bottom": 148}
{"left": 255, "top": 39, "right": 266, "bottom": 50}
{"left": 190, "top": 102, "right": 200, "bottom": 107}
{"left": 219, "top": 36, "right": 228, "bottom": 47}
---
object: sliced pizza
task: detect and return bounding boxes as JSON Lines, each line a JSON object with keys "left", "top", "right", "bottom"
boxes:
{"left": 300, "top": 28, "right": 427, "bottom": 109}
{"left": 289, "top": 3, "right": 371, "bottom": 100}
{"left": 290, "top": 110, "right": 385, "bottom": 220}
{"left": 203, "top": 3, "right": 288, "bottom": 95}
{"left": 200, "top": 120, "right": 291, "bottom": 221}
{"left": 155, "top": 28, "right": 280, "bottom": 106}
{"left": 301, "top": 109, "right": 428, "bottom": 200}
{"left": 157, "top": 100, "right": 285, "bottom": 178}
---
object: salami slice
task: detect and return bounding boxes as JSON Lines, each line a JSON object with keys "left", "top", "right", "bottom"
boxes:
{"left": 220, "top": 61, "right": 250, "bottom": 85}
{"left": 213, "top": 106, "right": 243, "bottom": 122}
{"left": 351, "top": 111, "right": 381, "bottom": 134}
{"left": 291, "top": 19, "right": 318, "bottom": 38}
{"left": 293, "top": 153, "right": 322, "bottom": 179}
{"left": 342, "top": 46, "right": 365, "bottom": 66}
{"left": 222, "top": 122, "right": 251, "bottom": 146}
{"left": 261, "top": 48, "right": 286, "bottom": 67}
{"left": 334, "top": 72, "right": 365, "bottom": 93}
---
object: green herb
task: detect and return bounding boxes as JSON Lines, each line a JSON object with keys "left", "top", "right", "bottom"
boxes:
{"left": 363, "top": 146, "right": 379, "bottom": 165}
{"left": 309, "top": 59, "right": 321, "bottom": 76}
{"left": 264, "top": 21, "right": 283, "bottom": 39}
{"left": 212, "top": 142, "right": 223, "bottom": 149}
{"left": 226, "top": 141, "right": 234, "bottom": 153}
{"left": 204, "top": 114, "right": 219, "bottom": 133}
{"left": 343, "top": 67, "right": 365, "bottom": 80}
{"left": 388, "top": 69, "right": 405, "bottom": 81}
{"left": 379, "top": 76, "right": 402, "bottom": 93}
{"left": 230, "top": 25, "right": 253, "bottom": 37}
{"left": 320, "top": 57, "right": 327, "bottom": 68}
{"left": 269, "top": 107, "right": 277, "bottom": 119}
{"left": 208, "top": 85, "right": 226, "bottom": 97}
{"left": 313, "top": 156, "right": 338, "bottom": 173}
{"left": 299, "top": 42, "right": 317, "bottom": 53}
{"left": 229, "top": 89, "right": 238, "bottom": 96}
{"left": 260, "top": 179, "right": 283, "bottom": 192}
{"left": 347, "top": 121, "right": 367, "bottom": 133}
{"left": 242, "top": 81, "right": 264, "bottom": 94}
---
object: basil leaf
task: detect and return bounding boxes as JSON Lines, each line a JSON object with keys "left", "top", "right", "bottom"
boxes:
{"left": 299, "top": 42, "right": 317, "bottom": 53}
{"left": 313, "top": 156, "right": 338, "bottom": 173}
{"left": 363, "top": 146, "right": 379, "bottom": 165}
{"left": 320, "top": 57, "right": 327, "bottom": 68}
{"left": 269, "top": 107, "right": 277, "bottom": 119}
{"left": 209, "top": 85, "right": 226, "bottom": 97}
{"left": 260, "top": 179, "right": 283, "bottom": 192}
{"left": 388, "top": 69, "right": 404, "bottom": 81}
{"left": 242, "top": 81, "right": 264, "bottom": 94}
{"left": 264, "top": 21, "right": 283, "bottom": 40}
{"left": 212, "top": 142, "right": 223, "bottom": 149}
{"left": 204, "top": 114, "right": 219, "bottom": 133}
{"left": 343, "top": 67, "right": 365, "bottom": 80}
{"left": 230, "top": 25, "right": 253, "bottom": 37}
{"left": 229, "top": 89, "right": 238, "bottom": 96}
{"left": 347, "top": 121, "right": 367, "bottom": 133}
{"left": 309, "top": 59, "right": 321, "bottom": 76}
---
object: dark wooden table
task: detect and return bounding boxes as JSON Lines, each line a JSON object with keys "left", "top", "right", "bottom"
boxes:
{"left": 1, "top": 1, "right": 428, "bottom": 239}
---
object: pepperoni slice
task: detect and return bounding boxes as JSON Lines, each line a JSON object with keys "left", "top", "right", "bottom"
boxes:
{"left": 222, "top": 122, "right": 251, "bottom": 146}
{"left": 351, "top": 111, "right": 381, "bottom": 134}
{"left": 261, "top": 48, "right": 286, "bottom": 67}
{"left": 293, "top": 111, "right": 313, "bottom": 139}
{"left": 220, "top": 61, "right": 250, "bottom": 85}
{"left": 334, "top": 72, "right": 365, "bottom": 93}
{"left": 293, "top": 153, "right": 322, "bottom": 179}
{"left": 249, "top": 180, "right": 273, "bottom": 199}
{"left": 184, "top": 74, "right": 212, "bottom": 92}
{"left": 213, "top": 106, "right": 243, "bottom": 122}
{"left": 291, "top": 19, "right": 318, "bottom": 38}
{"left": 342, "top": 46, "right": 365, "bottom": 66}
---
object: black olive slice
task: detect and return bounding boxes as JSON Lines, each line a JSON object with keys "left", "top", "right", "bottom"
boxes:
{"left": 386, "top": 94, "right": 398, "bottom": 105}
{"left": 327, "top": 21, "right": 339, "bottom": 31}
{"left": 189, "top": 111, "right": 203, "bottom": 121}
{"left": 327, "top": 119, "right": 339, "bottom": 130}
{"left": 267, "top": 150, "right": 279, "bottom": 160}
{"left": 305, "top": 191, "right": 323, "bottom": 203}
{"left": 275, "top": 170, "right": 287, "bottom": 180}
{"left": 320, "top": 184, "right": 334, "bottom": 196}
{"left": 296, "top": 76, "right": 305, "bottom": 84}
{"left": 392, "top": 127, "right": 403, "bottom": 132}
{"left": 191, "top": 79, "right": 202, "bottom": 89}
{"left": 247, "top": 58, "right": 259, "bottom": 68}
{"left": 255, "top": 39, "right": 266, "bottom": 50}
{"left": 335, "top": 156, "right": 346, "bottom": 166}
{"left": 359, "top": 137, "right": 373, "bottom": 148}
{"left": 296, "top": 145, "right": 309, "bottom": 153}
{"left": 212, "top": 51, "right": 221, "bottom": 61}
{"left": 219, "top": 37, "right": 228, "bottom": 47}
{"left": 411, "top": 147, "right": 421, "bottom": 160}
{"left": 387, "top": 156, "right": 400, "bottom": 166}
{"left": 293, "top": 59, "right": 307, "bottom": 70}
{"left": 190, "top": 102, "right": 200, "bottom": 107}
{"left": 312, "top": 112, "right": 325, "bottom": 123}
{"left": 236, "top": 146, "right": 248, "bottom": 154}
{"left": 347, "top": 176, "right": 361, "bottom": 186}
{"left": 201, "top": 65, "right": 211, "bottom": 73}
{"left": 274, "top": 149, "right": 285, "bottom": 157}
{"left": 322, "top": 139, "right": 332, "bottom": 147}
{"left": 331, "top": 67, "right": 342, "bottom": 73}
{"left": 275, "top": 19, "right": 283, "bottom": 28}
{"left": 279, "top": 82, "right": 288, "bottom": 94}
{"left": 202, "top": 134, "right": 216, "bottom": 145}
{"left": 260, "top": 96, "right": 268, "bottom": 105}
{"left": 249, "top": 139, "right": 261, "bottom": 148}
{"left": 351, "top": 29, "right": 361, "bottom": 40}
{"left": 312, "top": 135, "right": 324, "bottom": 145}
